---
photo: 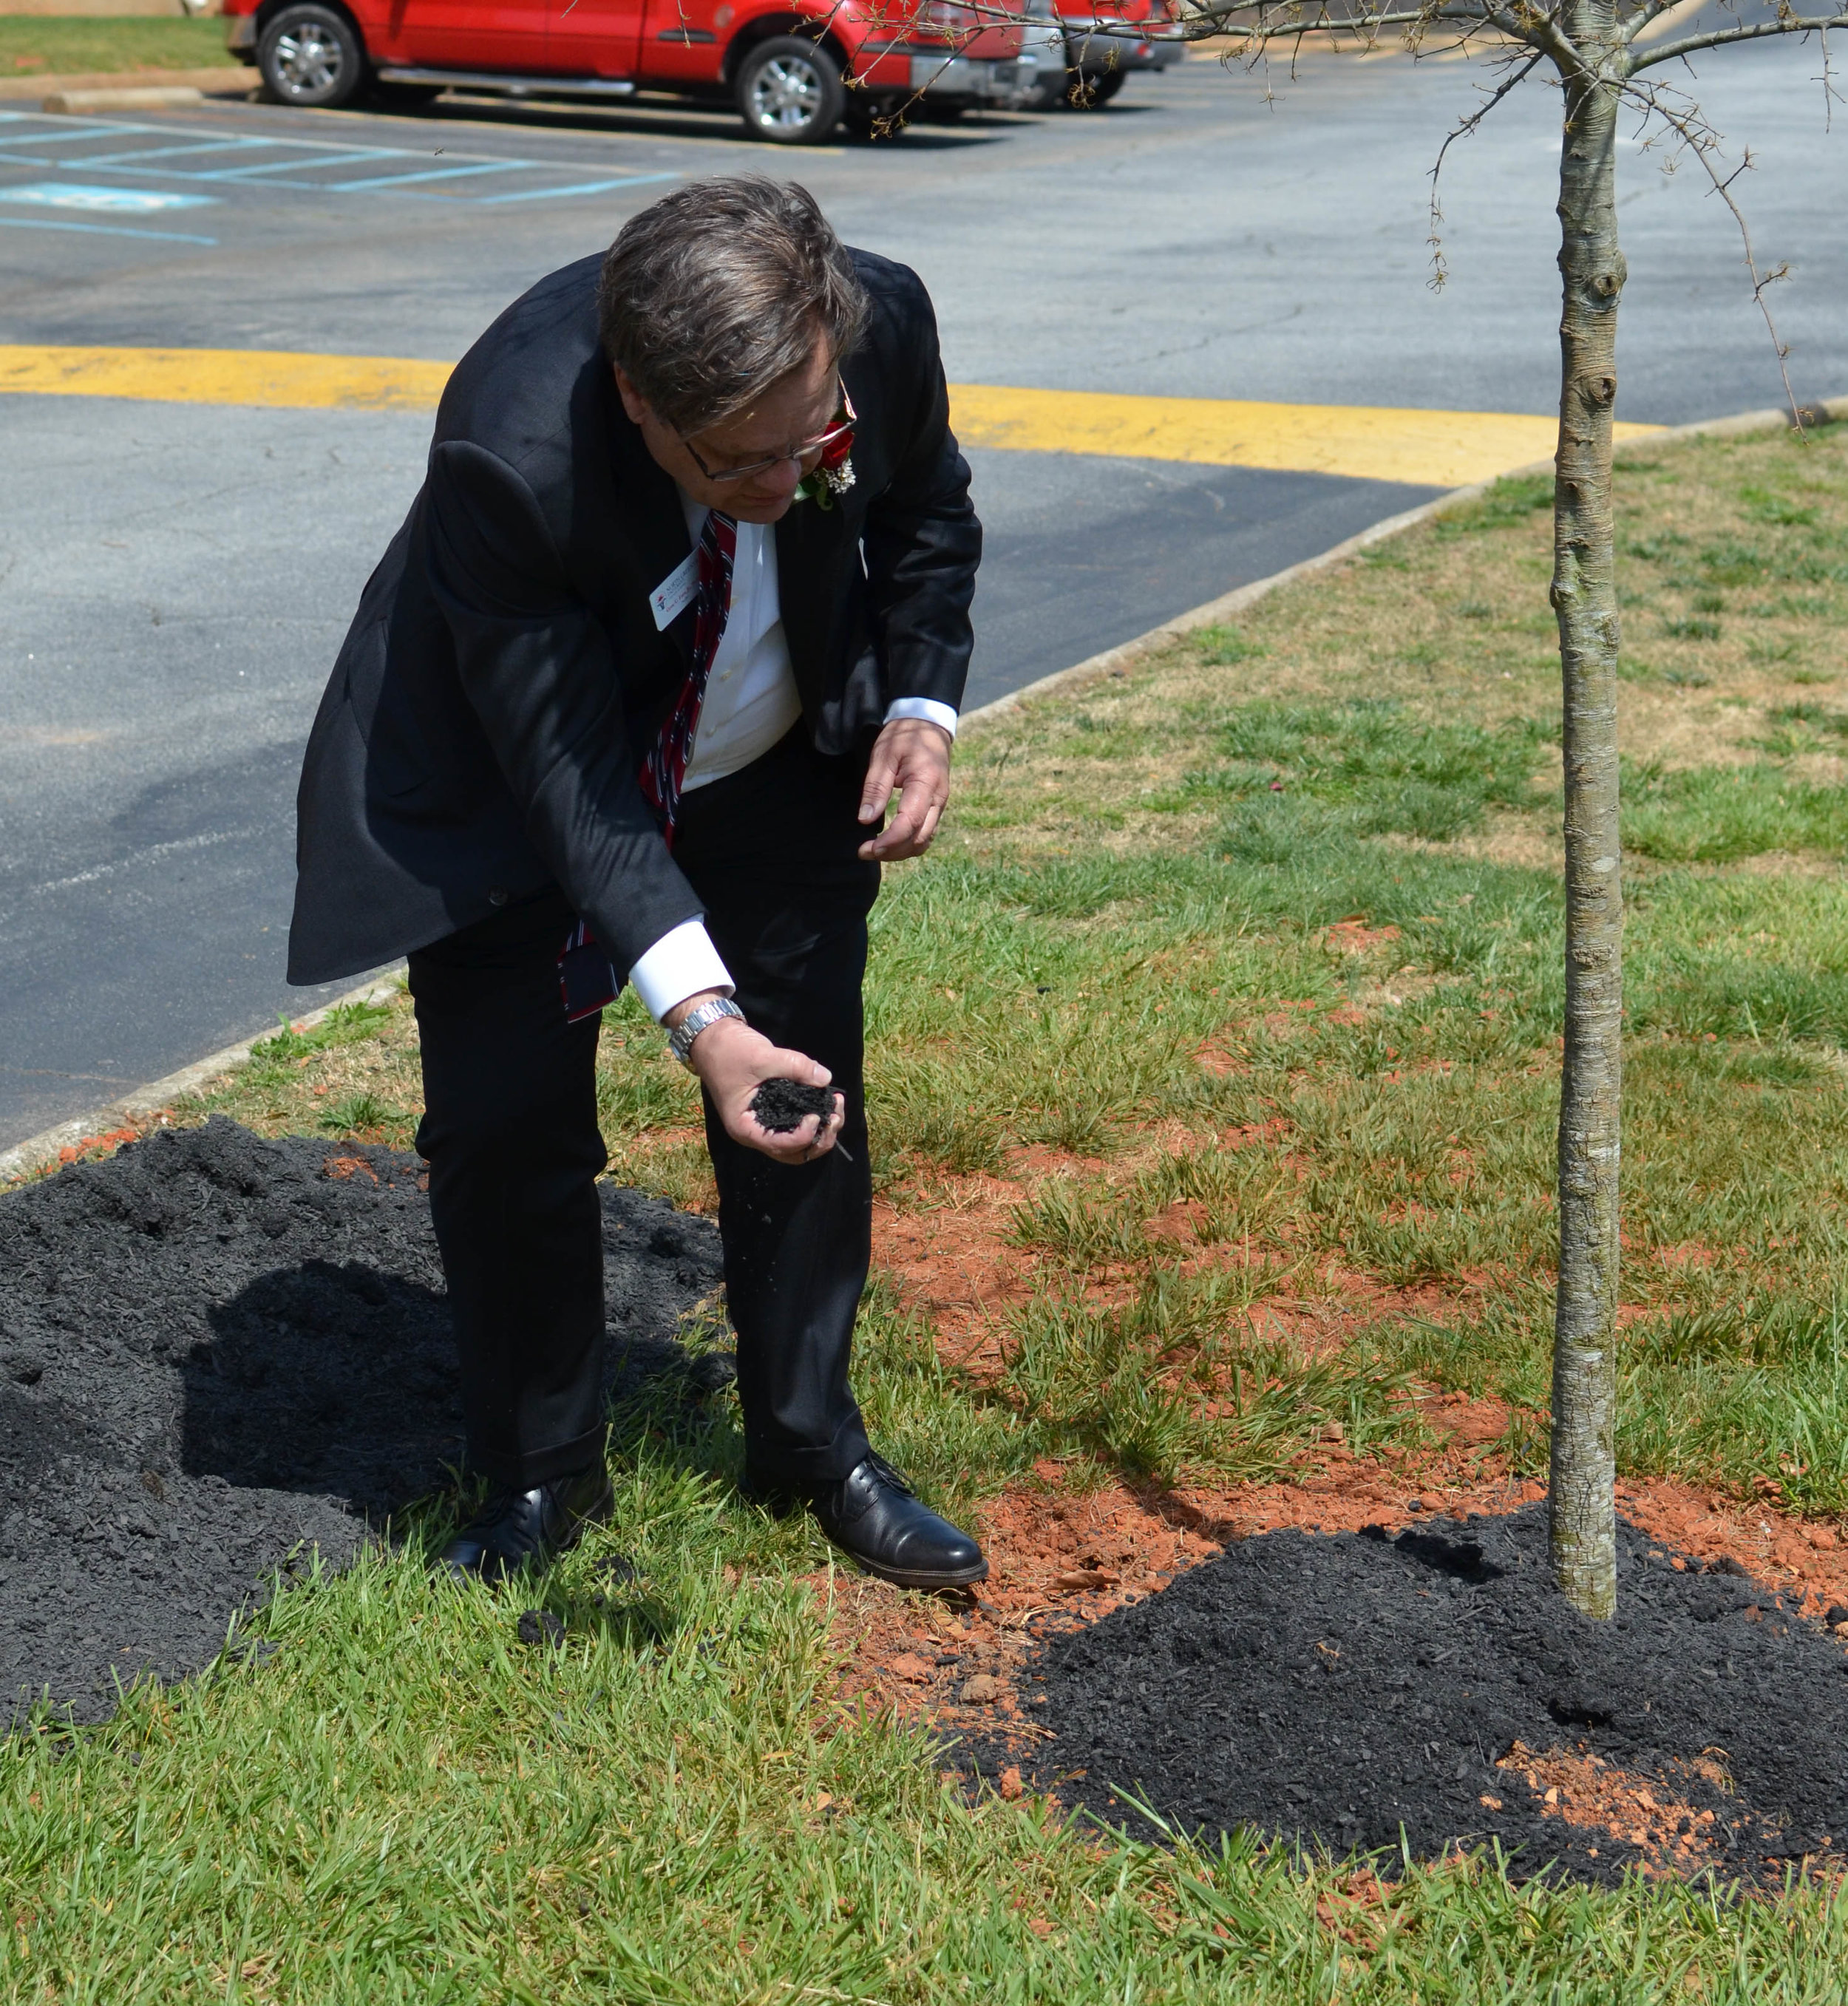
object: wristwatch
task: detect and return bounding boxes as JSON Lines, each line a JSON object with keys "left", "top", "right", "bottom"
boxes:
{"left": 667, "top": 996, "right": 745, "bottom": 1069}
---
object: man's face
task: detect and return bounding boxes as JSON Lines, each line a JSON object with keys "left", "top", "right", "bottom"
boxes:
{"left": 616, "top": 343, "right": 840, "bottom": 526}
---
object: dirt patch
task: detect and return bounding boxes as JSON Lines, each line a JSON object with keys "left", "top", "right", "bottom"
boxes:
{"left": 991, "top": 1506, "right": 1848, "bottom": 1886}
{"left": 0, "top": 1117, "right": 719, "bottom": 1726}
{"left": 872, "top": 1173, "right": 1033, "bottom": 1373}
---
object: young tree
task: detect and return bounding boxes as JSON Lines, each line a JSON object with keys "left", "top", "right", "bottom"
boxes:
{"left": 1124, "top": 0, "right": 1841, "bottom": 1616}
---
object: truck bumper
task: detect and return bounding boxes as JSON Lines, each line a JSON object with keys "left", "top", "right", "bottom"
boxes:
{"left": 1070, "top": 35, "right": 1181, "bottom": 75}
{"left": 225, "top": 13, "right": 257, "bottom": 54}
{"left": 908, "top": 53, "right": 1038, "bottom": 106}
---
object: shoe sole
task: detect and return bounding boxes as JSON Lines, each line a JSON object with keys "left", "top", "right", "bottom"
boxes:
{"left": 847, "top": 1552, "right": 990, "bottom": 1591}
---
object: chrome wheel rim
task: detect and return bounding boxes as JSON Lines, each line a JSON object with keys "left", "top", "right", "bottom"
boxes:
{"left": 273, "top": 23, "right": 344, "bottom": 99}
{"left": 747, "top": 54, "right": 824, "bottom": 133}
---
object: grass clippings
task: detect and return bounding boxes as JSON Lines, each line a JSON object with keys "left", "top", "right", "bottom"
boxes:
{"left": 5, "top": 424, "right": 1848, "bottom": 1997}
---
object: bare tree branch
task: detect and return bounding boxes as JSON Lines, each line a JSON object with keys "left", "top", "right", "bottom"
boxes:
{"left": 1617, "top": 0, "right": 1700, "bottom": 44}
{"left": 1428, "top": 47, "right": 1549, "bottom": 285}
{"left": 1633, "top": 13, "right": 1848, "bottom": 69}
{"left": 1167, "top": 0, "right": 1586, "bottom": 67}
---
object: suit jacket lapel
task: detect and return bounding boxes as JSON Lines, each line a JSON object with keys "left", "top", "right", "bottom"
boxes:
{"left": 606, "top": 395, "right": 697, "bottom": 669}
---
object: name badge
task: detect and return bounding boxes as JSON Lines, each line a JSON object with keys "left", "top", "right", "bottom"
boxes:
{"left": 649, "top": 551, "right": 699, "bottom": 630}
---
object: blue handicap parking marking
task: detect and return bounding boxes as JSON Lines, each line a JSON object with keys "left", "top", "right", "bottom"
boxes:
{"left": 0, "top": 123, "right": 124, "bottom": 151}
{"left": 0, "top": 181, "right": 219, "bottom": 214}
{"left": 0, "top": 111, "right": 677, "bottom": 208}
{"left": 55, "top": 139, "right": 265, "bottom": 168}
{"left": 196, "top": 151, "right": 401, "bottom": 180}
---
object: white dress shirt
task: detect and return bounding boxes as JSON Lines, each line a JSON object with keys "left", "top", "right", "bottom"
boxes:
{"left": 625, "top": 494, "right": 959, "bottom": 1023}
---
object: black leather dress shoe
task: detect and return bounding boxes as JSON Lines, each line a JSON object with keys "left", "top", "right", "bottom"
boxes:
{"left": 438, "top": 1465, "right": 614, "bottom": 1582}
{"left": 807, "top": 1454, "right": 988, "bottom": 1591}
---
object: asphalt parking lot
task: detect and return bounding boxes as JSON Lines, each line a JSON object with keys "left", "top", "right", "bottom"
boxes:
{"left": 1, "top": 41, "right": 1843, "bottom": 1148}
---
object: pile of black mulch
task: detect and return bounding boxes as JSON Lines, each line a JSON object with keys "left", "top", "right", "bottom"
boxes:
{"left": 990, "top": 1507, "right": 1848, "bottom": 1886}
{"left": 0, "top": 1116, "right": 721, "bottom": 1726}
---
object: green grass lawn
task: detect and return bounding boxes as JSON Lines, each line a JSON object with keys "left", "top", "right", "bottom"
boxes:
{"left": 0, "top": 16, "right": 237, "bottom": 76}
{"left": 7, "top": 424, "right": 1848, "bottom": 1999}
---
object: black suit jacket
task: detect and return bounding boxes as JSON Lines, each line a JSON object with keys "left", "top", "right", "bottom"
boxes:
{"left": 287, "top": 247, "right": 980, "bottom": 987}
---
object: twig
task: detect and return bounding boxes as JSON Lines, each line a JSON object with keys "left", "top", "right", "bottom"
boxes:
{"left": 1427, "top": 47, "right": 1546, "bottom": 288}
{"left": 1617, "top": 77, "right": 1804, "bottom": 427}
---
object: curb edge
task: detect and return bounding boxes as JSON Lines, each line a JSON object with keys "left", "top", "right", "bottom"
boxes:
{"left": 0, "top": 967, "right": 406, "bottom": 1186}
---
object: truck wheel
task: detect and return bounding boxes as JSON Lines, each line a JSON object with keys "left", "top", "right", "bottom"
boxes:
{"left": 840, "top": 93, "right": 903, "bottom": 138}
{"left": 736, "top": 36, "right": 845, "bottom": 144}
{"left": 1066, "top": 68, "right": 1124, "bottom": 108}
{"left": 258, "top": 2, "right": 364, "bottom": 108}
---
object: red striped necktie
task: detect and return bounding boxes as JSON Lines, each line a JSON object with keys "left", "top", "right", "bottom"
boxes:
{"left": 557, "top": 509, "right": 736, "bottom": 1023}
{"left": 639, "top": 508, "right": 737, "bottom": 847}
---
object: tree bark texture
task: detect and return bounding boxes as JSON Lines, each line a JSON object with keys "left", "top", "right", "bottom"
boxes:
{"left": 1547, "top": 10, "right": 1627, "bottom": 1621}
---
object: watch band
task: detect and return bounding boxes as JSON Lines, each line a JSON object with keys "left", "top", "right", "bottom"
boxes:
{"left": 667, "top": 996, "right": 745, "bottom": 1069}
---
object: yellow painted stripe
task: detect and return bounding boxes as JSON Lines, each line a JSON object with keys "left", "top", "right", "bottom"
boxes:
{"left": 0, "top": 345, "right": 1663, "bottom": 486}
{"left": 947, "top": 383, "right": 1664, "bottom": 489}
{"left": 0, "top": 344, "right": 452, "bottom": 412}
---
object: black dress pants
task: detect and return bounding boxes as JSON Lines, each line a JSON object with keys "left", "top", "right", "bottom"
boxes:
{"left": 408, "top": 727, "right": 879, "bottom": 1491}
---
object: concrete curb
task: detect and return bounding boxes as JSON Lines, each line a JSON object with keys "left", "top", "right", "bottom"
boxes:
{"left": 0, "top": 968, "right": 406, "bottom": 1187}
{"left": 42, "top": 84, "right": 205, "bottom": 110}
{"left": 0, "top": 65, "right": 250, "bottom": 102}
{"left": 4, "top": 387, "right": 1839, "bottom": 1189}
{"left": 959, "top": 392, "right": 1847, "bottom": 730}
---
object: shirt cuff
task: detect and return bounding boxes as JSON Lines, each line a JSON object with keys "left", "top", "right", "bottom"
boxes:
{"left": 628, "top": 919, "right": 733, "bottom": 1024}
{"left": 883, "top": 697, "right": 959, "bottom": 739}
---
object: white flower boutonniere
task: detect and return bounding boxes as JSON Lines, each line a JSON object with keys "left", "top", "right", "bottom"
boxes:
{"left": 795, "top": 390, "right": 857, "bottom": 511}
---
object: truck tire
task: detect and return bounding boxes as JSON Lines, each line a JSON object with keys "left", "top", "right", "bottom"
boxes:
{"left": 258, "top": 2, "right": 364, "bottom": 108}
{"left": 735, "top": 36, "right": 845, "bottom": 144}
{"left": 840, "top": 92, "right": 903, "bottom": 138}
{"left": 1065, "top": 67, "right": 1124, "bottom": 108}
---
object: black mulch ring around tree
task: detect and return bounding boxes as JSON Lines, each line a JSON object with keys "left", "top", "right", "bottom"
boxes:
{"left": 0, "top": 1116, "right": 722, "bottom": 1727}
{"left": 975, "top": 1508, "right": 1848, "bottom": 1888}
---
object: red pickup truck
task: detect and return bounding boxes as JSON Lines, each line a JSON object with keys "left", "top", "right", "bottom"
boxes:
{"left": 225, "top": 0, "right": 1043, "bottom": 143}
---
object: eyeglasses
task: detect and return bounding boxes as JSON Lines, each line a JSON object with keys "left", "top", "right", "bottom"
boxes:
{"left": 681, "top": 384, "right": 856, "bottom": 486}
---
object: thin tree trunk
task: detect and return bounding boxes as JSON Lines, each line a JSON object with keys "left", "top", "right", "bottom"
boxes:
{"left": 1548, "top": 11, "right": 1626, "bottom": 1620}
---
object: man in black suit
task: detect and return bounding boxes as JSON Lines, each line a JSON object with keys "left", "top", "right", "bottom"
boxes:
{"left": 289, "top": 176, "right": 985, "bottom": 1589}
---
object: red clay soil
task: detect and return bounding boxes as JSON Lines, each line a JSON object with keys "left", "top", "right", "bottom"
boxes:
{"left": 1488, "top": 1740, "right": 1740, "bottom": 1879}
{"left": 869, "top": 1147, "right": 1848, "bottom": 1608}
{"left": 845, "top": 1160, "right": 1848, "bottom": 1877}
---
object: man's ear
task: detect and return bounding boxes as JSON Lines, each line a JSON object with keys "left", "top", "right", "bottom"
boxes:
{"left": 612, "top": 364, "right": 651, "bottom": 427}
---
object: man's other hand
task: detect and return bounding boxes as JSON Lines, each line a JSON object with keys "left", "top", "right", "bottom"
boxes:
{"left": 666, "top": 996, "right": 845, "bottom": 1163}
{"left": 858, "top": 716, "right": 951, "bottom": 863}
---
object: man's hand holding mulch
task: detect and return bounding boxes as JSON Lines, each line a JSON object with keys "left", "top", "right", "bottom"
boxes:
{"left": 672, "top": 1006, "right": 845, "bottom": 1163}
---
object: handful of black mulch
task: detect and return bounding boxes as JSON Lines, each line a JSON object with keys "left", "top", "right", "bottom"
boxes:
{"left": 749, "top": 1079, "right": 851, "bottom": 1159}
{"left": 749, "top": 1078, "right": 838, "bottom": 1132}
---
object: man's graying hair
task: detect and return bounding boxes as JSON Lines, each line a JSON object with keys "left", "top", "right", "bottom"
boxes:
{"left": 599, "top": 177, "right": 868, "bottom": 438}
